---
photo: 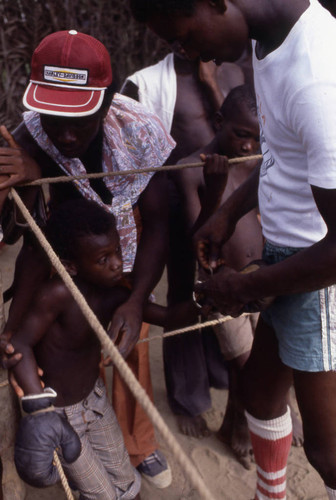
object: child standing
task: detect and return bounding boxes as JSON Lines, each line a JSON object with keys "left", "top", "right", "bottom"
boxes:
{"left": 11, "top": 199, "right": 170, "bottom": 499}
{"left": 171, "top": 84, "right": 262, "bottom": 468}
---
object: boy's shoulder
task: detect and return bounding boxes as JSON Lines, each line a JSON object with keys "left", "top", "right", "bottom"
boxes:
{"left": 34, "top": 276, "right": 73, "bottom": 312}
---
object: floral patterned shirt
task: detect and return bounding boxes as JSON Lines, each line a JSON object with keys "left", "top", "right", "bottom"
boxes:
{"left": 24, "top": 93, "right": 175, "bottom": 271}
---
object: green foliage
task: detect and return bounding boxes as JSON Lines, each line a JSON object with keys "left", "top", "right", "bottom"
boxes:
{"left": 0, "top": 0, "right": 169, "bottom": 131}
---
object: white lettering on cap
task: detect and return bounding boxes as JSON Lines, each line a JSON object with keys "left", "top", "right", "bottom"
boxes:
{"left": 44, "top": 65, "right": 88, "bottom": 85}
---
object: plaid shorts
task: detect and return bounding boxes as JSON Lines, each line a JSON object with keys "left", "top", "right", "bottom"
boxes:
{"left": 55, "top": 378, "right": 141, "bottom": 499}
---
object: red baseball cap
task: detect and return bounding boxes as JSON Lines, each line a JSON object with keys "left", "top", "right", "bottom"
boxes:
{"left": 23, "top": 30, "right": 113, "bottom": 117}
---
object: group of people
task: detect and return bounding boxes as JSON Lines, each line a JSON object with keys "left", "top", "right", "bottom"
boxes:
{"left": 0, "top": 0, "right": 336, "bottom": 499}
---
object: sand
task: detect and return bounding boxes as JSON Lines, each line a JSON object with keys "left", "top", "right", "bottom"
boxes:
{"left": 0, "top": 241, "right": 329, "bottom": 500}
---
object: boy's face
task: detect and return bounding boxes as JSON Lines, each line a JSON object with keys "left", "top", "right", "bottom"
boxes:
{"left": 218, "top": 103, "right": 260, "bottom": 158}
{"left": 40, "top": 109, "right": 105, "bottom": 159}
{"left": 74, "top": 228, "right": 123, "bottom": 288}
{"left": 148, "top": 1, "right": 248, "bottom": 64}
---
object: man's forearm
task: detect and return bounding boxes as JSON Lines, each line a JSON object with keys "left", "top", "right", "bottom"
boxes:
{"left": 10, "top": 342, "right": 43, "bottom": 396}
{"left": 220, "top": 163, "right": 260, "bottom": 225}
{"left": 129, "top": 225, "right": 167, "bottom": 305}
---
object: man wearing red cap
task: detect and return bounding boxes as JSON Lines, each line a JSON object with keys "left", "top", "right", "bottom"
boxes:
{"left": 0, "top": 30, "right": 174, "bottom": 490}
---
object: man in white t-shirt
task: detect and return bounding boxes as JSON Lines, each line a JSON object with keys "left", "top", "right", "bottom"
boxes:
{"left": 130, "top": 0, "right": 336, "bottom": 498}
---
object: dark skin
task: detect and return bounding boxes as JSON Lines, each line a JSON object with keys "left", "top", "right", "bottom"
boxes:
{"left": 122, "top": 53, "right": 244, "bottom": 164}
{"left": 173, "top": 101, "right": 262, "bottom": 466}
{"left": 0, "top": 103, "right": 169, "bottom": 363}
{"left": 10, "top": 228, "right": 171, "bottom": 500}
{"left": 146, "top": 0, "right": 336, "bottom": 488}
{"left": 122, "top": 51, "right": 243, "bottom": 438}
{"left": 10, "top": 228, "right": 169, "bottom": 406}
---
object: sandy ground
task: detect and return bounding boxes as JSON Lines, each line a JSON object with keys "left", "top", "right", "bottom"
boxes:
{"left": 0, "top": 240, "right": 329, "bottom": 500}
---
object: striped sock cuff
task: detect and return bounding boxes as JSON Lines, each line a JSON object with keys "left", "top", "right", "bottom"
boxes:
{"left": 245, "top": 406, "right": 292, "bottom": 440}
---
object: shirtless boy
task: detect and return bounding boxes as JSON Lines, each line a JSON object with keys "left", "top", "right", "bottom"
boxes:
{"left": 172, "top": 84, "right": 262, "bottom": 467}
{"left": 10, "top": 199, "right": 174, "bottom": 499}
{"left": 130, "top": 0, "right": 336, "bottom": 498}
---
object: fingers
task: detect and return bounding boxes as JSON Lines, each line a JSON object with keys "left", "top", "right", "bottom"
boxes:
{"left": 9, "top": 370, "right": 24, "bottom": 398}
{"left": 117, "top": 329, "right": 138, "bottom": 359}
{"left": 108, "top": 317, "right": 133, "bottom": 358}
{"left": 102, "top": 356, "right": 112, "bottom": 367}
{"left": 196, "top": 239, "right": 222, "bottom": 270}
{"left": 0, "top": 126, "right": 20, "bottom": 149}
{"left": 201, "top": 153, "right": 229, "bottom": 175}
{"left": 0, "top": 176, "right": 18, "bottom": 190}
{"left": 2, "top": 352, "right": 23, "bottom": 370}
{"left": 108, "top": 316, "right": 124, "bottom": 343}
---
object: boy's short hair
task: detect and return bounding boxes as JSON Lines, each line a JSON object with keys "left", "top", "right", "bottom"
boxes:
{"left": 45, "top": 199, "right": 117, "bottom": 261}
{"left": 130, "top": 0, "right": 197, "bottom": 22}
{"left": 219, "top": 84, "right": 257, "bottom": 119}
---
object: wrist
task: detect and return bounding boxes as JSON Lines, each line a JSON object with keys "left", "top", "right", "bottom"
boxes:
{"left": 128, "top": 289, "right": 147, "bottom": 308}
{"left": 21, "top": 387, "right": 57, "bottom": 414}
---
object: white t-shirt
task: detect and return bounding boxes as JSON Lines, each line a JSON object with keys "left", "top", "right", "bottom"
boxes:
{"left": 126, "top": 53, "right": 176, "bottom": 134}
{"left": 254, "top": 0, "right": 336, "bottom": 247}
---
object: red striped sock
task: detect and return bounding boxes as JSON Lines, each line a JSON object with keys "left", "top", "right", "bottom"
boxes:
{"left": 246, "top": 406, "right": 292, "bottom": 499}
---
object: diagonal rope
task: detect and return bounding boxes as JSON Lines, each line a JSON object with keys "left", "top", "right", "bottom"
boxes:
{"left": 11, "top": 187, "right": 217, "bottom": 500}
{"left": 22, "top": 154, "right": 262, "bottom": 187}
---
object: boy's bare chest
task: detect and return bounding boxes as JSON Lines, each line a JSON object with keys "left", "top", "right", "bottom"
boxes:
{"left": 46, "top": 297, "right": 111, "bottom": 351}
{"left": 171, "top": 74, "right": 215, "bottom": 157}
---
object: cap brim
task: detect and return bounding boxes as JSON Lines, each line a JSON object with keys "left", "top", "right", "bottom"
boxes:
{"left": 23, "top": 82, "right": 105, "bottom": 117}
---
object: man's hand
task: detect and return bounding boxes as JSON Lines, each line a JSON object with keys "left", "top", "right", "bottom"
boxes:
{"left": 107, "top": 300, "right": 143, "bottom": 359}
{"left": 193, "top": 208, "right": 236, "bottom": 271}
{"left": 194, "top": 265, "right": 247, "bottom": 317}
{"left": 0, "top": 125, "right": 41, "bottom": 189}
{"left": 0, "top": 330, "right": 22, "bottom": 370}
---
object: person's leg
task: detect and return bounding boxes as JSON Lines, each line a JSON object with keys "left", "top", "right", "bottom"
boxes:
{"left": 164, "top": 186, "right": 212, "bottom": 437}
{"left": 241, "top": 316, "right": 293, "bottom": 499}
{"left": 113, "top": 323, "right": 172, "bottom": 488}
{"left": 293, "top": 370, "right": 336, "bottom": 497}
{"left": 61, "top": 381, "right": 140, "bottom": 500}
{"left": 163, "top": 331, "right": 212, "bottom": 437}
{"left": 213, "top": 313, "right": 254, "bottom": 468}
{"left": 112, "top": 323, "right": 158, "bottom": 465}
{"left": 202, "top": 326, "right": 229, "bottom": 390}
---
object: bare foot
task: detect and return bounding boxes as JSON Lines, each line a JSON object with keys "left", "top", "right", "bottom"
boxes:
{"left": 216, "top": 395, "right": 234, "bottom": 445}
{"left": 177, "top": 414, "right": 211, "bottom": 438}
{"left": 230, "top": 409, "right": 253, "bottom": 470}
{"left": 217, "top": 404, "right": 253, "bottom": 470}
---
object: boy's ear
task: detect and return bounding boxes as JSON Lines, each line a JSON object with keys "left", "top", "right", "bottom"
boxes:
{"left": 214, "top": 111, "right": 225, "bottom": 131}
{"left": 209, "top": 0, "right": 227, "bottom": 14}
{"left": 62, "top": 260, "right": 78, "bottom": 277}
